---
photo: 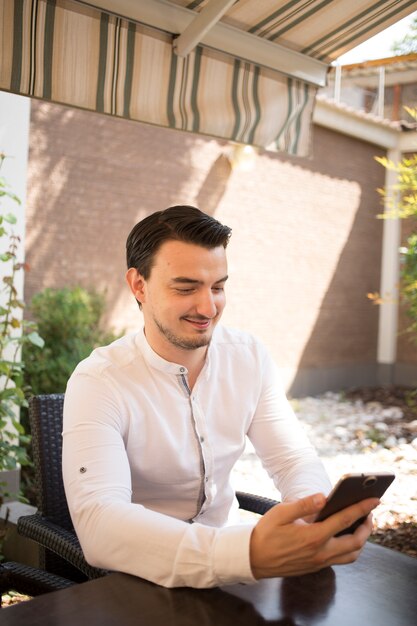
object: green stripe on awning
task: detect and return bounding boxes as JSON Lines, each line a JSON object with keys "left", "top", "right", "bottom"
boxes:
{"left": 230, "top": 58, "right": 241, "bottom": 141}
{"left": 110, "top": 18, "right": 121, "bottom": 116}
{"left": 123, "top": 20, "right": 136, "bottom": 118}
{"left": 96, "top": 12, "right": 108, "bottom": 113}
{"left": 42, "top": 0, "right": 55, "bottom": 99}
{"left": 167, "top": 45, "right": 178, "bottom": 128}
{"left": 190, "top": 46, "right": 202, "bottom": 133}
{"left": 292, "top": 81, "right": 311, "bottom": 155}
{"left": 275, "top": 77, "right": 294, "bottom": 152}
{"left": 250, "top": 0, "right": 335, "bottom": 41}
{"left": 0, "top": 0, "right": 316, "bottom": 156}
{"left": 268, "top": 0, "right": 335, "bottom": 42}
{"left": 28, "top": 0, "right": 36, "bottom": 94}
{"left": 315, "top": 0, "right": 417, "bottom": 60}
{"left": 10, "top": 0, "right": 24, "bottom": 91}
{"left": 247, "top": 65, "right": 261, "bottom": 145}
{"left": 186, "top": 0, "right": 205, "bottom": 10}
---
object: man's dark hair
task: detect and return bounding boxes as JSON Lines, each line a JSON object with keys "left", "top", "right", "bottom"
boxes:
{"left": 126, "top": 205, "right": 232, "bottom": 278}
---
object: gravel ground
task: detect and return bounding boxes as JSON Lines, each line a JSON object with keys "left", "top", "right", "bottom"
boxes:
{"left": 231, "top": 387, "right": 417, "bottom": 558}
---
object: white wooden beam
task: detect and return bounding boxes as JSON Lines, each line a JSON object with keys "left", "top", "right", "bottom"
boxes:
{"left": 173, "top": 0, "right": 236, "bottom": 58}
{"left": 77, "top": 0, "right": 329, "bottom": 86}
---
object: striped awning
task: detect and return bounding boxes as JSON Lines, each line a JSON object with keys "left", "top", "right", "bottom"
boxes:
{"left": 1, "top": 1, "right": 416, "bottom": 156}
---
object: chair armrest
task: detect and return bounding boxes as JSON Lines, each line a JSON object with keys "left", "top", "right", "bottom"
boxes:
{"left": 0, "top": 561, "right": 75, "bottom": 601}
{"left": 17, "top": 514, "right": 108, "bottom": 580}
{"left": 236, "top": 491, "right": 278, "bottom": 516}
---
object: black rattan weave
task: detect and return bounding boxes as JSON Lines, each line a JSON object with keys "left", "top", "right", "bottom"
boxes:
{"left": 17, "top": 514, "right": 108, "bottom": 580}
{"left": 0, "top": 561, "right": 74, "bottom": 606}
{"left": 236, "top": 491, "right": 278, "bottom": 516}
{"left": 17, "top": 395, "right": 107, "bottom": 582}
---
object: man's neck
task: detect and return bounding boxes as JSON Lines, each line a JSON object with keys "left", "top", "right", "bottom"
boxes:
{"left": 144, "top": 329, "right": 208, "bottom": 389}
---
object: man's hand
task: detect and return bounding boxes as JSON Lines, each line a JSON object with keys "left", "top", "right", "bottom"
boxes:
{"left": 250, "top": 493, "right": 379, "bottom": 579}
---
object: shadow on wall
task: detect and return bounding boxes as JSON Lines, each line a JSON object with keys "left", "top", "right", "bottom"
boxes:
{"left": 196, "top": 154, "right": 232, "bottom": 215}
{"left": 288, "top": 207, "right": 383, "bottom": 397}
{"left": 286, "top": 134, "right": 384, "bottom": 397}
{"left": 24, "top": 101, "right": 232, "bottom": 332}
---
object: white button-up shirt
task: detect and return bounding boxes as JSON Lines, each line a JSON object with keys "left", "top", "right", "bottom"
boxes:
{"left": 63, "top": 325, "right": 331, "bottom": 588}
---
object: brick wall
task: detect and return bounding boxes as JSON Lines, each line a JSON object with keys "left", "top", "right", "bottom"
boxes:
{"left": 25, "top": 100, "right": 398, "bottom": 393}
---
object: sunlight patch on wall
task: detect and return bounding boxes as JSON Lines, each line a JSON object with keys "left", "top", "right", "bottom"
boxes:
{"left": 219, "top": 158, "right": 363, "bottom": 371}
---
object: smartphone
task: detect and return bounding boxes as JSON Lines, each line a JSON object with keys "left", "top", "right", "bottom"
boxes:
{"left": 315, "top": 472, "right": 395, "bottom": 536}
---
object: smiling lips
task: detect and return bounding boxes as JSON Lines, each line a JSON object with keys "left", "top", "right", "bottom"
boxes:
{"left": 183, "top": 317, "right": 212, "bottom": 330}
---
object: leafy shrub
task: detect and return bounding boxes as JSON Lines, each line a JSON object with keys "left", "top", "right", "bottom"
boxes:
{"left": 401, "top": 233, "right": 417, "bottom": 341}
{"left": 0, "top": 153, "right": 44, "bottom": 506}
{"left": 23, "top": 286, "right": 119, "bottom": 395}
{"left": 373, "top": 108, "right": 417, "bottom": 345}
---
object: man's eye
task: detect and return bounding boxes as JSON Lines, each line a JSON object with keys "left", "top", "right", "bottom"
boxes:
{"left": 176, "top": 288, "right": 194, "bottom": 294}
{"left": 212, "top": 287, "right": 224, "bottom": 293}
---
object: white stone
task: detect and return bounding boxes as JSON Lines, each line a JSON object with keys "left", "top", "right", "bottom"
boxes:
{"left": 374, "top": 422, "right": 389, "bottom": 431}
{"left": 381, "top": 407, "right": 403, "bottom": 420}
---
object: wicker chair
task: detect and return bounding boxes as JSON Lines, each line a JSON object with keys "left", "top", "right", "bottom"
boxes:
{"left": 17, "top": 395, "right": 107, "bottom": 582}
{"left": 18, "top": 394, "right": 278, "bottom": 582}
{"left": 0, "top": 561, "right": 75, "bottom": 606}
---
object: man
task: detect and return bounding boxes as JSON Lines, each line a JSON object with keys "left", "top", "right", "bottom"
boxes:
{"left": 63, "top": 205, "right": 378, "bottom": 588}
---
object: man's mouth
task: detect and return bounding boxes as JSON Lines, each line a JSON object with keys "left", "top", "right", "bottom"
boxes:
{"left": 182, "top": 317, "right": 212, "bottom": 330}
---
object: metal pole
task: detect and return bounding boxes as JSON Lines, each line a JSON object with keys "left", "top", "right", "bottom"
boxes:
{"left": 377, "top": 147, "right": 401, "bottom": 385}
{"left": 377, "top": 66, "right": 385, "bottom": 118}
{"left": 334, "top": 64, "right": 342, "bottom": 103}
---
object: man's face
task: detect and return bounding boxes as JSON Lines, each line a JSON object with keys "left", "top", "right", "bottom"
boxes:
{"left": 136, "top": 240, "right": 228, "bottom": 356}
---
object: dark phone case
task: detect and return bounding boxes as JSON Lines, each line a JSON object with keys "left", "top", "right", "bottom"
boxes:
{"left": 315, "top": 473, "right": 395, "bottom": 536}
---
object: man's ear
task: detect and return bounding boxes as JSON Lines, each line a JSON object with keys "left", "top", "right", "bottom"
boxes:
{"left": 126, "top": 268, "right": 146, "bottom": 305}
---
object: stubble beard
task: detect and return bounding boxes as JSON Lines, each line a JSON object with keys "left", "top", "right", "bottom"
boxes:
{"left": 153, "top": 315, "right": 213, "bottom": 351}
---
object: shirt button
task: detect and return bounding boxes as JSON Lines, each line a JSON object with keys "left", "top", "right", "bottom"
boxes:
{"left": 179, "top": 367, "right": 186, "bottom": 373}
{"left": 205, "top": 477, "right": 209, "bottom": 483}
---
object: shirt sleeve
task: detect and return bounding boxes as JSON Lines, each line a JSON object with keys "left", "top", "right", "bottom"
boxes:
{"left": 62, "top": 372, "right": 257, "bottom": 588}
{"left": 247, "top": 347, "right": 332, "bottom": 502}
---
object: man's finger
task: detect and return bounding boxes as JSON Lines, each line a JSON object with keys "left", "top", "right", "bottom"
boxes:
{"left": 318, "top": 497, "right": 380, "bottom": 538}
{"left": 268, "top": 493, "right": 327, "bottom": 526}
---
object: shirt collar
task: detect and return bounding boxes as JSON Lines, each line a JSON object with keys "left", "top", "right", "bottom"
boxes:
{"left": 135, "top": 327, "right": 214, "bottom": 380}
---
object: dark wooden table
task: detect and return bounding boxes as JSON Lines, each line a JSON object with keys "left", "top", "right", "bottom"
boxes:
{"left": 2, "top": 543, "right": 417, "bottom": 625}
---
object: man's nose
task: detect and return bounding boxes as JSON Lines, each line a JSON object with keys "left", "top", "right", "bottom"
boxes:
{"left": 196, "top": 290, "right": 217, "bottom": 318}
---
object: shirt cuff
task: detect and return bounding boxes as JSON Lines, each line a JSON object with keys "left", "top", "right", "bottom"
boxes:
{"left": 213, "top": 522, "right": 257, "bottom": 586}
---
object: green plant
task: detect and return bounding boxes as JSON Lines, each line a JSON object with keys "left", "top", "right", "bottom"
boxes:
{"left": 0, "top": 153, "right": 44, "bottom": 504}
{"left": 375, "top": 128, "right": 417, "bottom": 221}
{"left": 405, "top": 387, "right": 417, "bottom": 411}
{"left": 23, "top": 286, "right": 119, "bottom": 396}
{"left": 391, "top": 15, "right": 417, "bottom": 55}
{"left": 371, "top": 108, "right": 417, "bottom": 344}
{"left": 400, "top": 233, "right": 417, "bottom": 340}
